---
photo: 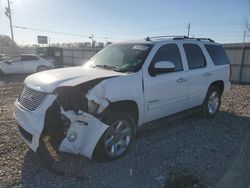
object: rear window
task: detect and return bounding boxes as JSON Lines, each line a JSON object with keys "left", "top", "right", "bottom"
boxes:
{"left": 205, "top": 44, "right": 230, "bottom": 65}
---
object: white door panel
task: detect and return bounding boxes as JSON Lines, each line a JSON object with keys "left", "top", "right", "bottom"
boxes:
{"left": 143, "top": 43, "right": 189, "bottom": 123}
{"left": 185, "top": 69, "right": 211, "bottom": 107}
{"left": 182, "top": 43, "right": 212, "bottom": 108}
{"left": 21, "top": 55, "right": 41, "bottom": 73}
{"left": 22, "top": 60, "right": 37, "bottom": 73}
{"left": 3, "top": 56, "right": 24, "bottom": 74}
{"left": 144, "top": 71, "right": 189, "bottom": 122}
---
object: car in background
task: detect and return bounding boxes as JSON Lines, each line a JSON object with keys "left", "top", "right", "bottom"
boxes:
{"left": 0, "top": 54, "right": 55, "bottom": 75}
{"left": 0, "top": 53, "right": 8, "bottom": 61}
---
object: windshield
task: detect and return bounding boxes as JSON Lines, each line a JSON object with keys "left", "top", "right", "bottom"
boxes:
{"left": 85, "top": 43, "right": 152, "bottom": 72}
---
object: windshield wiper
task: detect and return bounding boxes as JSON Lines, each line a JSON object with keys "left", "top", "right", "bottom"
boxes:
{"left": 92, "top": 64, "right": 121, "bottom": 72}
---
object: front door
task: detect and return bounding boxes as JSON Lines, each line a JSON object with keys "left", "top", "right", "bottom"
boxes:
{"left": 3, "top": 56, "right": 23, "bottom": 74}
{"left": 143, "top": 44, "right": 189, "bottom": 123}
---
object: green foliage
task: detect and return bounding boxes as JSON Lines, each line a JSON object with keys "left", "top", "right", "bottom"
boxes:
{"left": 0, "top": 35, "right": 17, "bottom": 48}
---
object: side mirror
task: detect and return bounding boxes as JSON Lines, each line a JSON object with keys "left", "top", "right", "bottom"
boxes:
{"left": 151, "top": 61, "right": 175, "bottom": 75}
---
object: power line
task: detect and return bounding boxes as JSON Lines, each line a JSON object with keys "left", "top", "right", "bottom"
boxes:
{"left": 14, "top": 25, "right": 90, "bottom": 38}
{"left": 14, "top": 25, "right": 125, "bottom": 40}
{"left": 192, "top": 21, "right": 243, "bottom": 26}
{"left": 18, "top": 2, "right": 139, "bottom": 31}
{"left": 11, "top": 2, "right": 192, "bottom": 36}
{"left": 12, "top": 8, "right": 145, "bottom": 37}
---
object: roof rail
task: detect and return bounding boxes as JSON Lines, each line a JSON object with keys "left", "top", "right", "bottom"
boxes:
{"left": 173, "top": 37, "right": 215, "bottom": 42}
{"left": 192, "top": 38, "right": 215, "bottom": 42}
{"left": 145, "top": 35, "right": 188, "bottom": 41}
{"left": 145, "top": 36, "right": 215, "bottom": 42}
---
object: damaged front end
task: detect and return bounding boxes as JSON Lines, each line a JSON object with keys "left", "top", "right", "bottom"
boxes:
{"left": 39, "top": 78, "right": 112, "bottom": 159}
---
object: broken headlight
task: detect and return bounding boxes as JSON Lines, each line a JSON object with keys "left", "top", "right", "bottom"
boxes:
{"left": 88, "top": 100, "right": 100, "bottom": 114}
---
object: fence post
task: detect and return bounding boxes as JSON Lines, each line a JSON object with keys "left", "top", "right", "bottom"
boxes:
{"left": 239, "top": 45, "right": 246, "bottom": 83}
{"left": 83, "top": 48, "right": 84, "bottom": 64}
{"left": 72, "top": 49, "right": 74, "bottom": 67}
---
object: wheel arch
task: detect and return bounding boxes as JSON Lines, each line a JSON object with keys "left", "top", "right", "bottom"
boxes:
{"left": 105, "top": 100, "right": 139, "bottom": 126}
{"left": 209, "top": 80, "right": 224, "bottom": 95}
{"left": 37, "top": 65, "right": 48, "bottom": 72}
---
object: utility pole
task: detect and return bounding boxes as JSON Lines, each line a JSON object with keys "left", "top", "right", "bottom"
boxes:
{"left": 187, "top": 22, "right": 191, "bottom": 37}
{"left": 5, "top": 0, "right": 14, "bottom": 42}
{"left": 242, "top": 30, "right": 246, "bottom": 43}
{"left": 89, "top": 34, "right": 94, "bottom": 47}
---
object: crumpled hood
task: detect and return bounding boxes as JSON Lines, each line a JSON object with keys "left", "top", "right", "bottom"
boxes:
{"left": 24, "top": 66, "right": 125, "bottom": 93}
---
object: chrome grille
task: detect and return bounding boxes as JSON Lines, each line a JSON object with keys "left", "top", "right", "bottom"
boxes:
{"left": 18, "top": 86, "right": 47, "bottom": 111}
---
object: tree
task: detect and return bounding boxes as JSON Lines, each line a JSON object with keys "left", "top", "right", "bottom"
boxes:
{"left": 0, "top": 35, "right": 17, "bottom": 48}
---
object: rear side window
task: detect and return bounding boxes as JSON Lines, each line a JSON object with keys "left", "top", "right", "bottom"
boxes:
{"left": 183, "top": 44, "right": 206, "bottom": 69}
{"left": 21, "top": 55, "right": 39, "bottom": 61}
{"left": 150, "top": 44, "right": 183, "bottom": 72}
{"left": 205, "top": 44, "right": 230, "bottom": 65}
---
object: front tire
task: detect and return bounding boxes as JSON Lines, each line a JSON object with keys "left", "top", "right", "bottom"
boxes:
{"left": 201, "top": 86, "right": 222, "bottom": 118}
{"left": 93, "top": 111, "right": 136, "bottom": 162}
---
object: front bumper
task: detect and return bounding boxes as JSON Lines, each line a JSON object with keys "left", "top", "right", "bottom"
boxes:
{"left": 13, "top": 94, "right": 57, "bottom": 152}
{"left": 14, "top": 94, "right": 109, "bottom": 159}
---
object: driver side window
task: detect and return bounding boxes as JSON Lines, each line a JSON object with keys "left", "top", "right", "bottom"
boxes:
{"left": 149, "top": 44, "right": 183, "bottom": 73}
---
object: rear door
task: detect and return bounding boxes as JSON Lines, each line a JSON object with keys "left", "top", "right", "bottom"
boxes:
{"left": 143, "top": 43, "right": 189, "bottom": 122}
{"left": 21, "top": 55, "right": 40, "bottom": 73}
{"left": 182, "top": 43, "right": 211, "bottom": 108}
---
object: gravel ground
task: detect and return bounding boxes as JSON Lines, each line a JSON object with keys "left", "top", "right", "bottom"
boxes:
{"left": 0, "top": 74, "right": 249, "bottom": 188}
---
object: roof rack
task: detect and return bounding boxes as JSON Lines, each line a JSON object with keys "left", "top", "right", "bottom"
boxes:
{"left": 145, "top": 35, "right": 188, "bottom": 41}
{"left": 145, "top": 36, "right": 215, "bottom": 42}
{"left": 191, "top": 38, "right": 215, "bottom": 42}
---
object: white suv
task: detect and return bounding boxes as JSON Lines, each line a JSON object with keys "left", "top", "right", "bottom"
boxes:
{"left": 14, "top": 36, "right": 231, "bottom": 162}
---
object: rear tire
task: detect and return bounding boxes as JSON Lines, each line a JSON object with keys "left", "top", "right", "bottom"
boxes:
{"left": 37, "top": 66, "right": 49, "bottom": 72}
{"left": 201, "top": 86, "right": 222, "bottom": 118}
{"left": 93, "top": 111, "right": 136, "bottom": 162}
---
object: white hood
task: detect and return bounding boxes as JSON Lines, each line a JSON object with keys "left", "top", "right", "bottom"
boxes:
{"left": 24, "top": 66, "right": 125, "bottom": 93}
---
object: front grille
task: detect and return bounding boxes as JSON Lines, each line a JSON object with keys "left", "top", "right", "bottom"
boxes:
{"left": 18, "top": 85, "right": 47, "bottom": 111}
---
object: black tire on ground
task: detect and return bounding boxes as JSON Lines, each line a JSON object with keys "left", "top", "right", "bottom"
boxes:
{"left": 37, "top": 66, "right": 49, "bottom": 72}
{"left": 93, "top": 111, "right": 136, "bottom": 163}
{"left": 201, "top": 86, "right": 222, "bottom": 118}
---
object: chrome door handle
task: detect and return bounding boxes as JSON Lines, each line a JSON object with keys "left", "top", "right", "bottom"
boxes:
{"left": 204, "top": 72, "right": 212, "bottom": 77}
{"left": 177, "top": 78, "right": 187, "bottom": 83}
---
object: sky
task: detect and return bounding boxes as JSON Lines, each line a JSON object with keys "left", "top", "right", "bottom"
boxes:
{"left": 0, "top": 0, "right": 250, "bottom": 45}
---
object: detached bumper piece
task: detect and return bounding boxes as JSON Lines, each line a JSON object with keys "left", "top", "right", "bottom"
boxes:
{"left": 59, "top": 109, "right": 109, "bottom": 159}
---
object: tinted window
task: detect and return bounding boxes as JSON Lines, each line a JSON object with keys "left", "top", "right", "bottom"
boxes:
{"left": 21, "top": 55, "right": 39, "bottom": 61}
{"left": 8, "top": 56, "right": 21, "bottom": 63}
{"left": 150, "top": 44, "right": 183, "bottom": 72}
{"left": 183, "top": 44, "right": 206, "bottom": 69}
{"left": 205, "top": 44, "right": 229, "bottom": 65}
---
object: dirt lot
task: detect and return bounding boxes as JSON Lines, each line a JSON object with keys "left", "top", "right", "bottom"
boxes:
{"left": 0, "top": 74, "right": 249, "bottom": 188}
